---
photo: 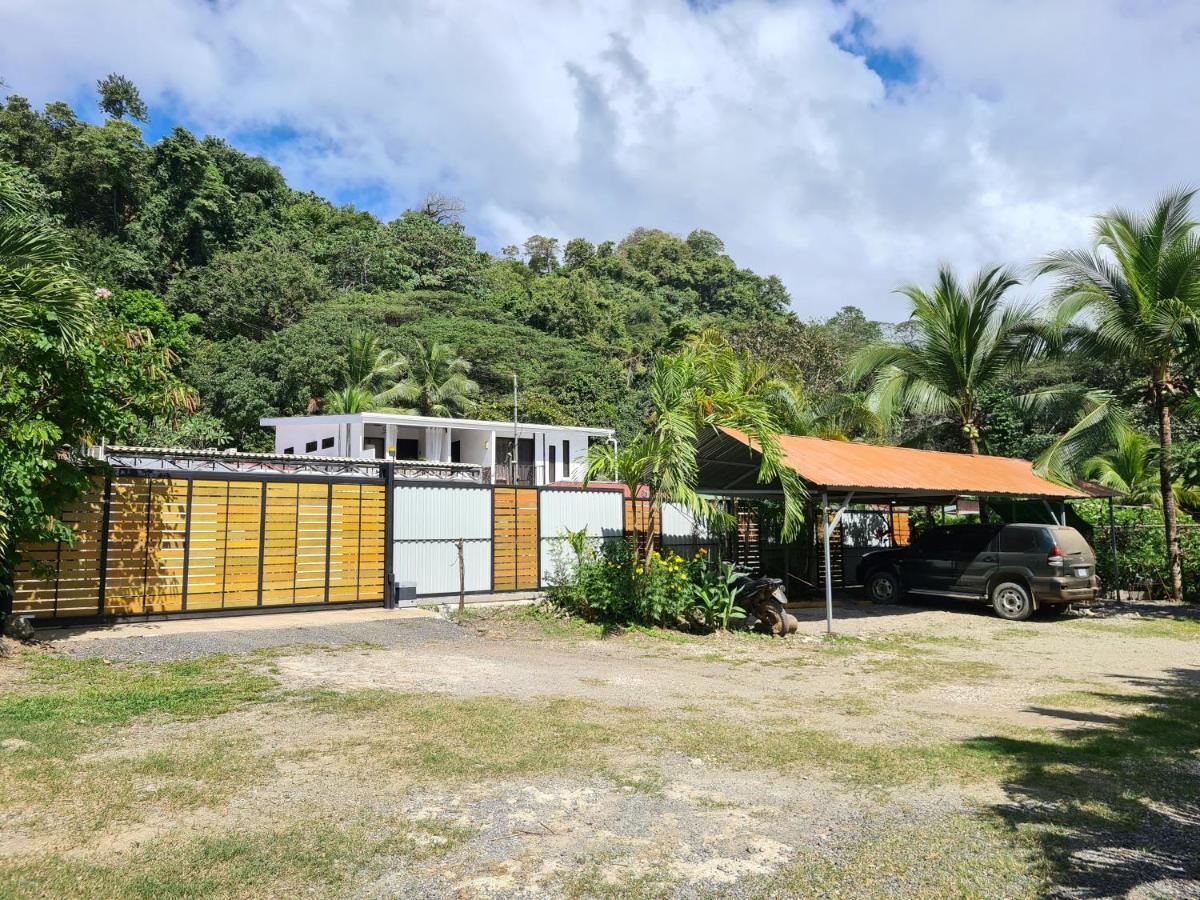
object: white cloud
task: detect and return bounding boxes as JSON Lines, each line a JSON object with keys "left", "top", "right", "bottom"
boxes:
{"left": 2, "top": 0, "right": 1199, "bottom": 320}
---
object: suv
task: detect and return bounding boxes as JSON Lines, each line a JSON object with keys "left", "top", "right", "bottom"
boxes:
{"left": 856, "top": 523, "right": 1098, "bottom": 620}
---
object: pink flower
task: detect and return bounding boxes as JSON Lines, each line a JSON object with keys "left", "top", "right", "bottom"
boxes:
{"left": 94, "top": 287, "right": 112, "bottom": 299}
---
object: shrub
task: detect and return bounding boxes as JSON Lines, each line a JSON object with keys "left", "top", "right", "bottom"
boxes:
{"left": 1074, "top": 501, "right": 1200, "bottom": 601}
{"left": 544, "top": 538, "right": 734, "bottom": 630}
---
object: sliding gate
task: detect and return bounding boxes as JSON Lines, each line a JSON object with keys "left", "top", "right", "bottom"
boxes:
{"left": 11, "top": 470, "right": 387, "bottom": 621}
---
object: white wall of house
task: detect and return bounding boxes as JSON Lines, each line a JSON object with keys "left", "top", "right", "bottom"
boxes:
{"left": 264, "top": 415, "right": 612, "bottom": 484}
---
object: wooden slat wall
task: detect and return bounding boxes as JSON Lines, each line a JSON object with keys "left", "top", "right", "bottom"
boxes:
{"left": 493, "top": 487, "right": 538, "bottom": 591}
{"left": 892, "top": 510, "right": 911, "bottom": 547}
{"left": 11, "top": 477, "right": 107, "bottom": 619}
{"left": 816, "top": 515, "right": 845, "bottom": 588}
{"left": 11, "top": 474, "right": 387, "bottom": 620}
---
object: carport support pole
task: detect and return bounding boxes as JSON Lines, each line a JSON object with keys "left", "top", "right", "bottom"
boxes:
{"left": 822, "top": 492, "right": 833, "bottom": 634}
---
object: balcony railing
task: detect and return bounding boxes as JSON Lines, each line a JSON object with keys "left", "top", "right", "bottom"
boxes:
{"left": 492, "top": 463, "right": 537, "bottom": 486}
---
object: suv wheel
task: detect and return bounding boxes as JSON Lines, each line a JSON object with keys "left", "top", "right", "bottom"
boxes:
{"left": 991, "top": 581, "right": 1033, "bottom": 621}
{"left": 866, "top": 570, "right": 901, "bottom": 604}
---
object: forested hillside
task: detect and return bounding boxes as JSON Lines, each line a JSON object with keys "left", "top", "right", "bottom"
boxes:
{"left": 0, "top": 81, "right": 882, "bottom": 451}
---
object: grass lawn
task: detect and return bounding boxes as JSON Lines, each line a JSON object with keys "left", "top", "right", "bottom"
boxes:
{"left": 1, "top": 606, "right": 1197, "bottom": 897}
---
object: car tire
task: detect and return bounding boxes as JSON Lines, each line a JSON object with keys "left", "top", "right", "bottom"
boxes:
{"left": 991, "top": 581, "right": 1033, "bottom": 621}
{"left": 865, "top": 570, "right": 902, "bottom": 605}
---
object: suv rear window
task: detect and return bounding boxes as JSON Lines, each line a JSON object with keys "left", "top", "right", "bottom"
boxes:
{"left": 1001, "top": 527, "right": 1046, "bottom": 553}
{"left": 1050, "top": 527, "right": 1092, "bottom": 555}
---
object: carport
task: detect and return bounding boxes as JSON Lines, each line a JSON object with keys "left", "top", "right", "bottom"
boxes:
{"left": 695, "top": 427, "right": 1085, "bottom": 632}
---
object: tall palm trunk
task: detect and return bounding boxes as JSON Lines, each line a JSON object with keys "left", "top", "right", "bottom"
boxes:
{"left": 1155, "top": 384, "right": 1184, "bottom": 600}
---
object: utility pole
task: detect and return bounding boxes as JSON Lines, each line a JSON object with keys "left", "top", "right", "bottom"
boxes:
{"left": 511, "top": 374, "right": 518, "bottom": 484}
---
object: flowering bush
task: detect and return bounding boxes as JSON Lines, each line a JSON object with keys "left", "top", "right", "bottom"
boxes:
{"left": 545, "top": 538, "right": 733, "bottom": 629}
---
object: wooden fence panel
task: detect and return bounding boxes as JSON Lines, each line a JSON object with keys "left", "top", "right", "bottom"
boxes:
{"left": 10, "top": 478, "right": 106, "bottom": 619}
{"left": 493, "top": 487, "right": 539, "bottom": 591}
{"left": 11, "top": 473, "right": 387, "bottom": 620}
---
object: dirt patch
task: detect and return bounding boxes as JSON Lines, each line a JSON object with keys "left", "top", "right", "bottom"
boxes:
{"left": 4, "top": 601, "right": 1198, "bottom": 897}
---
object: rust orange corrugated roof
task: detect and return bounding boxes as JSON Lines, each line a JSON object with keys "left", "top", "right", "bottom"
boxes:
{"left": 719, "top": 428, "right": 1081, "bottom": 498}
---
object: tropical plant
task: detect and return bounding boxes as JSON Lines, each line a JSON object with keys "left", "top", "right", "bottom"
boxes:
{"left": 690, "top": 560, "right": 746, "bottom": 631}
{"left": 850, "top": 265, "right": 1042, "bottom": 454}
{"left": 1040, "top": 189, "right": 1200, "bottom": 599}
{"left": 1080, "top": 429, "right": 1200, "bottom": 510}
{"left": 0, "top": 165, "right": 96, "bottom": 349}
{"left": 323, "top": 329, "right": 406, "bottom": 414}
{"left": 1, "top": 165, "right": 191, "bottom": 576}
{"left": 1082, "top": 430, "right": 1162, "bottom": 505}
{"left": 393, "top": 340, "right": 479, "bottom": 417}
{"left": 585, "top": 334, "right": 807, "bottom": 565}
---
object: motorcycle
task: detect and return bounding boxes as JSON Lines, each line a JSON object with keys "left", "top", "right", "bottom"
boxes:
{"left": 733, "top": 575, "right": 799, "bottom": 636}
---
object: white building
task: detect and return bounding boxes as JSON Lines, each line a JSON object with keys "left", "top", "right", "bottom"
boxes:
{"left": 259, "top": 412, "right": 616, "bottom": 486}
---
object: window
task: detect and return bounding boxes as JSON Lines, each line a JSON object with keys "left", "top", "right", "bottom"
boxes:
{"left": 395, "top": 439, "right": 419, "bottom": 460}
{"left": 321, "top": 436, "right": 334, "bottom": 450}
{"left": 305, "top": 440, "right": 318, "bottom": 453}
{"left": 1001, "top": 527, "right": 1043, "bottom": 554}
{"left": 283, "top": 447, "right": 294, "bottom": 455}
{"left": 548, "top": 444, "right": 556, "bottom": 482}
{"left": 917, "top": 527, "right": 954, "bottom": 554}
{"left": 562, "top": 440, "right": 570, "bottom": 477}
{"left": 956, "top": 525, "right": 1000, "bottom": 554}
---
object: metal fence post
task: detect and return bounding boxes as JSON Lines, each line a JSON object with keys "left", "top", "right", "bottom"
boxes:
{"left": 181, "top": 480, "right": 194, "bottom": 612}
{"left": 324, "top": 482, "right": 333, "bottom": 604}
{"left": 383, "top": 460, "right": 395, "bottom": 607}
{"left": 256, "top": 481, "right": 267, "bottom": 608}
{"left": 97, "top": 474, "right": 113, "bottom": 617}
{"left": 457, "top": 538, "right": 466, "bottom": 614}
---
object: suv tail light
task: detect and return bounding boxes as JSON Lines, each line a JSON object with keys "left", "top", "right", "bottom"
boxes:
{"left": 1047, "top": 545, "right": 1064, "bottom": 567}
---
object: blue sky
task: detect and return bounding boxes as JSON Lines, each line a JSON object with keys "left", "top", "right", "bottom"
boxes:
{"left": 3, "top": 0, "right": 1199, "bottom": 319}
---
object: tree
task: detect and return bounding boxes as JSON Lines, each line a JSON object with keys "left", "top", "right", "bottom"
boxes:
{"left": 393, "top": 341, "right": 479, "bottom": 416}
{"left": 0, "top": 164, "right": 95, "bottom": 346}
{"left": 419, "top": 192, "right": 465, "bottom": 225}
{"left": 685, "top": 229, "right": 724, "bottom": 257}
{"left": 850, "top": 265, "right": 1041, "bottom": 454}
{"left": 1082, "top": 429, "right": 1200, "bottom": 508}
{"left": 1040, "top": 190, "right": 1200, "bottom": 599}
{"left": 166, "top": 246, "right": 329, "bottom": 339}
{"left": 523, "top": 235, "right": 560, "bottom": 275}
{"left": 96, "top": 73, "right": 148, "bottom": 123}
{"left": 585, "top": 333, "right": 807, "bottom": 567}
{"left": 1, "top": 165, "right": 189, "bottom": 567}
{"left": 388, "top": 210, "right": 483, "bottom": 292}
{"left": 562, "top": 237, "right": 595, "bottom": 270}
{"left": 323, "top": 329, "right": 406, "bottom": 413}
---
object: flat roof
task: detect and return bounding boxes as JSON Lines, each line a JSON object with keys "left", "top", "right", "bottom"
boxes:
{"left": 701, "top": 428, "right": 1082, "bottom": 500}
{"left": 260, "top": 412, "right": 615, "bottom": 436}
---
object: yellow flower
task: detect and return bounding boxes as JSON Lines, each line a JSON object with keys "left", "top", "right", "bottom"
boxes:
{"left": 678, "top": 573, "right": 687, "bottom": 581}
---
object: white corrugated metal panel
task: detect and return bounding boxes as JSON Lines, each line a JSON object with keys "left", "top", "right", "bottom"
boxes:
{"left": 394, "top": 540, "right": 491, "bottom": 594}
{"left": 663, "top": 501, "right": 708, "bottom": 541}
{"left": 539, "top": 488, "right": 624, "bottom": 583}
{"left": 539, "top": 488, "right": 623, "bottom": 539}
{"left": 393, "top": 484, "right": 491, "bottom": 540}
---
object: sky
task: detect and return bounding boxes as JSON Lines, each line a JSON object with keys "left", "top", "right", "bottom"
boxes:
{"left": 2, "top": 0, "right": 1200, "bottom": 321}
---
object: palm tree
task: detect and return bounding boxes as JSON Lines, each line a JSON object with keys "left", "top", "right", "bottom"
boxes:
{"left": 585, "top": 333, "right": 807, "bottom": 567}
{"left": 1082, "top": 429, "right": 1200, "bottom": 509}
{"left": 1, "top": 167, "right": 96, "bottom": 552}
{"left": 1082, "top": 430, "right": 1162, "bottom": 505}
{"left": 0, "top": 165, "right": 95, "bottom": 349}
{"left": 323, "top": 330, "right": 405, "bottom": 413}
{"left": 1040, "top": 189, "right": 1200, "bottom": 600}
{"left": 849, "top": 265, "right": 1041, "bottom": 454}
{"left": 394, "top": 341, "right": 479, "bottom": 417}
